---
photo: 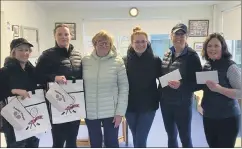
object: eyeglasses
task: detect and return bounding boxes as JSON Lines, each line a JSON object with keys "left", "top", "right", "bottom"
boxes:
{"left": 97, "top": 41, "right": 110, "bottom": 46}
{"left": 133, "top": 40, "right": 147, "bottom": 44}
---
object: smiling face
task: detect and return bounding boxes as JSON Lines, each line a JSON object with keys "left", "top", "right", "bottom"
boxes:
{"left": 12, "top": 44, "right": 32, "bottom": 63}
{"left": 54, "top": 26, "right": 71, "bottom": 48}
{"left": 132, "top": 34, "right": 148, "bottom": 54}
{"left": 202, "top": 33, "right": 232, "bottom": 61}
{"left": 171, "top": 30, "right": 187, "bottom": 50}
{"left": 206, "top": 37, "right": 222, "bottom": 60}
{"left": 92, "top": 31, "right": 113, "bottom": 57}
{"left": 95, "top": 37, "right": 111, "bottom": 57}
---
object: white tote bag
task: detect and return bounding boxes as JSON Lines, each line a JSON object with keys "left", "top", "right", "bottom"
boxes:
{"left": 46, "top": 82, "right": 74, "bottom": 112}
{"left": 49, "top": 80, "right": 86, "bottom": 124}
{"left": 1, "top": 98, "right": 32, "bottom": 130}
{"left": 8, "top": 89, "right": 51, "bottom": 141}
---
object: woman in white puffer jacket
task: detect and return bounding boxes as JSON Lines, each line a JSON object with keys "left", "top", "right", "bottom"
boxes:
{"left": 82, "top": 30, "right": 129, "bottom": 148}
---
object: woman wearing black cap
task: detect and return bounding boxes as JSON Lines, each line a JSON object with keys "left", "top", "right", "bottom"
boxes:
{"left": 35, "top": 24, "right": 82, "bottom": 148}
{"left": 159, "top": 23, "right": 202, "bottom": 147}
{"left": 0, "top": 38, "right": 40, "bottom": 147}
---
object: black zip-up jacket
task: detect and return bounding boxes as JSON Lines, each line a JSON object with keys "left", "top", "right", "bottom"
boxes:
{"left": 0, "top": 57, "right": 39, "bottom": 103}
{"left": 0, "top": 57, "right": 43, "bottom": 142}
{"left": 123, "top": 44, "right": 162, "bottom": 112}
{"left": 35, "top": 44, "right": 82, "bottom": 122}
{"left": 159, "top": 46, "right": 202, "bottom": 106}
{"left": 35, "top": 44, "right": 82, "bottom": 84}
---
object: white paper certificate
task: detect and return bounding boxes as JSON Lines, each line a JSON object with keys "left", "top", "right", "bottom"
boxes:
{"left": 196, "top": 71, "right": 219, "bottom": 84}
{"left": 159, "top": 69, "right": 182, "bottom": 88}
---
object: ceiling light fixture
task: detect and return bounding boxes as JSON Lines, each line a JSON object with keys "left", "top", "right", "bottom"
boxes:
{"left": 129, "top": 7, "right": 139, "bottom": 17}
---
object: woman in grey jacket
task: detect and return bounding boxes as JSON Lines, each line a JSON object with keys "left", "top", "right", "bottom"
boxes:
{"left": 82, "top": 30, "right": 129, "bottom": 148}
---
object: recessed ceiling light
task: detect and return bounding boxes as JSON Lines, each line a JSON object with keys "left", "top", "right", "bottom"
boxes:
{"left": 129, "top": 7, "right": 138, "bottom": 17}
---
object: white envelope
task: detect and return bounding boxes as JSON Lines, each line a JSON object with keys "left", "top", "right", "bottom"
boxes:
{"left": 1, "top": 98, "right": 33, "bottom": 130}
{"left": 196, "top": 71, "right": 219, "bottom": 84}
{"left": 51, "top": 92, "right": 86, "bottom": 124}
{"left": 159, "top": 69, "right": 182, "bottom": 88}
{"left": 46, "top": 82, "right": 75, "bottom": 112}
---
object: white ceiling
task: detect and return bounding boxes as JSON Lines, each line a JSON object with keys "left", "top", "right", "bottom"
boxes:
{"left": 36, "top": 1, "right": 227, "bottom": 9}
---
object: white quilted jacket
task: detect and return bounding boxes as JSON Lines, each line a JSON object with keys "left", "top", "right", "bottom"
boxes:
{"left": 82, "top": 48, "right": 129, "bottom": 120}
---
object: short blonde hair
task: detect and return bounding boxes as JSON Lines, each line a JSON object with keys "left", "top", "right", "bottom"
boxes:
{"left": 131, "top": 26, "right": 148, "bottom": 42}
{"left": 92, "top": 30, "right": 114, "bottom": 47}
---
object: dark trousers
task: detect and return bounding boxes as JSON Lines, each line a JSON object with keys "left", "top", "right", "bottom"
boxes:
{"left": 203, "top": 116, "right": 240, "bottom": 148}
{"left": 160, "top": 102, "right": 193, "bottom": 148}
{"left": 3, "top": 121, "right": 39, "bottom": 148}
{"left": 125, "top": 111, "right": 156, "bottom": 147}
{"left": 85, "top": 117, "right": 119, "bottom": 148}
{"left": 51, "top": 120, "right": 80, "bottom": 148}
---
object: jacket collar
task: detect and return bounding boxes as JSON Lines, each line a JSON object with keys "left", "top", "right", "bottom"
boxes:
{"left": 127, "top": 43, "right": 154, "bottom": 58}
{"left": 169, "top": 44, "right": 188, "bottom": 57}
{"left": 208, "top": 58, "right": 229, "bottom": 66}
{"left": 91, "top": 46, "right": 117, "bottom": 60}
{"left": 54, "top": 44, "right": 74, "bottom": 57}
{"left": 4, "top": 57, "right": 33, "bottom": 71}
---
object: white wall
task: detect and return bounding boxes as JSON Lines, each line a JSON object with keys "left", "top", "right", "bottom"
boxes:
{"left": 222, "top": 6, "right": 241, "bottom": 40}
{"left": 45, "top": 5, "right": 213, "bottom": 55}
{"left": 213, "top": 1, "right": 241, "bottom": 34}
{"left": 0, "top": 3, "right": 218, "bottom": 58}
{"left": 0, "top": 1, "right": 47, "bottom": 66}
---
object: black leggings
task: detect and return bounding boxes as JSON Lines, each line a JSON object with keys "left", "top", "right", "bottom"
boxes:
{"left": 3, "top": 121, "right": 39, "bottom": 148}
{"left": 51, "top": 120, "right": 80, "bottom": 148}
{"left": 203, "top": 116, "right": 240, "bottom": 148}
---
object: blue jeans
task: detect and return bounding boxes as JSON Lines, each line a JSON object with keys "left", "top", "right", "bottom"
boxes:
{"left": 125, "top": 111, "right": 156, "bottom": 147}
{"left": 160, "top": 102, "right": 193, "bottom": 148}
{"left": 85, "top": 117, "right": 119, "bottom": 148}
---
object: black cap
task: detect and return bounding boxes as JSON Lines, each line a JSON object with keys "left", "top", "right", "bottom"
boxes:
{"left": 171, "top": 23, "right": 188, "bottom": 34}
{"left": 10, "top": 38, "right": 33, "bottom": 51}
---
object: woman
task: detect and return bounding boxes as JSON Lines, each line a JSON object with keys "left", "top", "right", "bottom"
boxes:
{"left": 123, "top": 27, "right": 162, "bottom": 147}
{"left": 159, "top": 23, "right": 202, "bottom": 148}
{"left": 35, "top": 24, "right": 82, "bottom": 148}
{"left": 82, "top": 30, "right": 129, "bottom": 148}
{"left": 201, "top": 33, "right": 241, "bottom": 148}
{"left": 0, "top": 38, "right": 40, "bottom": 147}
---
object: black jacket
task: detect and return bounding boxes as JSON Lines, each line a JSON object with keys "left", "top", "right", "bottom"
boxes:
{"left": 160, "top": 46, "right": 202, "bottom": 106}
{"left": 0, "top": 57, "right": 41, "bottom": 142}
{"left": 35, "top": 44, "right": 82, "bottom": 84}
{"left": 0, "top": 57, "right": 39, "bottom": 102}
{"left": 123, "top": 44, "right": 162, "bottom": 113}
{"left": 35, "top": 44, "right": 82, "bottom": 123}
